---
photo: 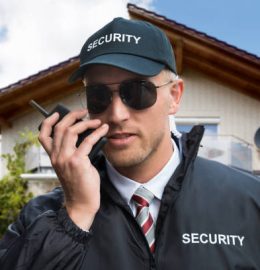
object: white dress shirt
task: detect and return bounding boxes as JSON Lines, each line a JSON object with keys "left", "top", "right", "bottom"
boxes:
{"left": 106, "top": 139, "right": 181, "bottom": 223}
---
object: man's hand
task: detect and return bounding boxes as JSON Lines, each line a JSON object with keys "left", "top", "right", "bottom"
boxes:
{"left": 38, "top": 109, "right": 109, "bottom": 230}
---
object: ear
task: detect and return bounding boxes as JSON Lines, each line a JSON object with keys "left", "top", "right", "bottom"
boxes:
{"left": 168, "top": 79, "right": 184, "bottom": 115}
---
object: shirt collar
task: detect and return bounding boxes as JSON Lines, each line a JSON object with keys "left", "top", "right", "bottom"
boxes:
{"left": 106, "top": 139, "right": 181, "bottom": 205}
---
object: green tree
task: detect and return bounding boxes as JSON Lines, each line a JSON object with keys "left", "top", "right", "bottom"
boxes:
{"left": 0, "top": 130, "right": 39, "bottom": 237}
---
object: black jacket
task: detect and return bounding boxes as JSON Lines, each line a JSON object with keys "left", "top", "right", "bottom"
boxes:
{"left": 0, "top": 126, "right": 260, "bottom": 270}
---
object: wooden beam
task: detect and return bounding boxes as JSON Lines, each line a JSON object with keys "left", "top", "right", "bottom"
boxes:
{"left": 174, "top": 39, "right": 184, "bottom": 75}
{"left": 0, "top": 68, "right": 82, "bottom": 123}
{"left": 164, "top": 29, "right": 260, "bottom": 82}
{"left": 182, "top": 39, "right": 260, "bottom": 82}
{"left": 185, "top": 55, "right": 260, "bottom": 100}
{"left": 0, "top": 74, "right": 79, "bottom": 111}
{"left": 0, "top": 116, "right": 12, "bottom": 129}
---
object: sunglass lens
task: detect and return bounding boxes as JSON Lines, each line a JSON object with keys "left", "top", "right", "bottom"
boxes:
{"left": 121, "top": 80, "right": 157, "bottom": 110}
{"left": 86, "top": 85, "right": 111, "bottom": 114}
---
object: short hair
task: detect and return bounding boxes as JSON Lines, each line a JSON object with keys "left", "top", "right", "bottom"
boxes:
{"left": 162, "top": 68, "right": 179, "bottom": 81}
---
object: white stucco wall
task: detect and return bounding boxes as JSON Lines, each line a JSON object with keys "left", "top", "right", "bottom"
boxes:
{"left": 177, "top": 68, "right": 260, "bottom": 142}
{"left": 176, "top": 67, "right": 260, "bottom": 170}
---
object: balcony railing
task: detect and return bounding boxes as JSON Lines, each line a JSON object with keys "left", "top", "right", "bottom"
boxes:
{"left": 25, "top": 145, "right": 53, "bottom": 173}
{"left": 198, "top": 135, "right": 252, "bottom": 172}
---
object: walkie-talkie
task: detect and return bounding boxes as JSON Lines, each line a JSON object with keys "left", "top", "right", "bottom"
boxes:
{"left": 29, "top": 100, "right": 107, "bottom": 162}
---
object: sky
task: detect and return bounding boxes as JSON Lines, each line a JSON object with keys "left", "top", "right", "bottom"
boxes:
{"left": 0, "top": 0, "right": 259, "bottom": 89}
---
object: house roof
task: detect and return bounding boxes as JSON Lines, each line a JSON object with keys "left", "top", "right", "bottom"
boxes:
{"left": 0, "top": 3, "right": 259, "bottom": 130}
{"left": 128, "top": 4, "right": 259, "bottom": 61}
{"left": 127, "top": 4, "right": 260, "bottom": 96}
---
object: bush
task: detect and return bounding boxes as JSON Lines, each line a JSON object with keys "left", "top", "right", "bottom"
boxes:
{"left": 0, "top": 130, "right": 39, "bottom": 238}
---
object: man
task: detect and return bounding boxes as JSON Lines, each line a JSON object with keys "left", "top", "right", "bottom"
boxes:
{"left": 0, "top": 17, "right": 259, "bottom": 270}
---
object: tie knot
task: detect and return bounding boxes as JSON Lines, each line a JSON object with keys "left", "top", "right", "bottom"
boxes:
{"left": 132, "top": 186, "right": 154, "bottom": 207}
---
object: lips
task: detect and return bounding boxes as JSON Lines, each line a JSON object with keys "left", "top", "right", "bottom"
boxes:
{"left": 109, "top": 133, "right": 133, "bottom": 139}
{"left": 107, "top": 132, "right": 136, "bottom": 147}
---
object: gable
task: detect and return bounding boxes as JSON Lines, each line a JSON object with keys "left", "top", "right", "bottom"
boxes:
{"left": 0, "top": 4, "right": 259, "bottom": 130}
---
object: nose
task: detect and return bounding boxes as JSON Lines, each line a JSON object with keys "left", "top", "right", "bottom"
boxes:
{"left": 106, "top": 91, "right": 130, "bottom": 124}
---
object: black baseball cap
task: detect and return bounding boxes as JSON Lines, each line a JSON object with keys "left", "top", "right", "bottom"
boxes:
{"left": 69, "top": 17, "right": 177, "bottom": 83}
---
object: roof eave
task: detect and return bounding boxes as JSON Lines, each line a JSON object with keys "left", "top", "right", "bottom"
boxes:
{"left": 0, "top": 58, "right": 81, "bottom": 129}
{"left": 128, "top": 4, "right": 260, "bottom": 100}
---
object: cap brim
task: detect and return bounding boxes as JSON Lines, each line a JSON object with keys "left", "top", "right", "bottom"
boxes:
{"left": 68, "top": 54, "right": 165, "bottom": 83}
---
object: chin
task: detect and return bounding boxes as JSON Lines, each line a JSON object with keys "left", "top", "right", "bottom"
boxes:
{"left": 104, "top": 148, "right": 151, "bottom": 169}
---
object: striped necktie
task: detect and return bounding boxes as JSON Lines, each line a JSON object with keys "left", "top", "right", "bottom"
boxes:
{"left": 132, "top": 186, "right": 155, "bottom": 253}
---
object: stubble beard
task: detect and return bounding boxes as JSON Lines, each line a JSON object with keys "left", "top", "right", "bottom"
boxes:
{"left": 103, "top": 130, "right": 165, "bottom": 171}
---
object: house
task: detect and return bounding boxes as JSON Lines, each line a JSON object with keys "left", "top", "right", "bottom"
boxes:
{"left": 0, "top": 4, "right": 259, "bottom": 194}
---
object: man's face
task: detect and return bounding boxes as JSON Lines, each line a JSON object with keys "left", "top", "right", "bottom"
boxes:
{"left": 85, "top": 65, "right": 183, "bottom": 177}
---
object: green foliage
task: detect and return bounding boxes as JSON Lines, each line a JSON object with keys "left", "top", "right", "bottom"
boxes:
{"left": 0, "top": 130, "right": 39, "bottom": 237}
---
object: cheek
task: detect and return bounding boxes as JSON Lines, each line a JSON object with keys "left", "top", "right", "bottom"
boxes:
{"left": 140, "top": 106, "right": 170, "bottom": 136}
{"left": 151, "top": 95, "right": 171, "bottom": 123}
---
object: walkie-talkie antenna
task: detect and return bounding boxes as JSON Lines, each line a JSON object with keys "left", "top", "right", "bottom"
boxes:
{"left": 29, "top": 100, "right": 49, "bottom": 117}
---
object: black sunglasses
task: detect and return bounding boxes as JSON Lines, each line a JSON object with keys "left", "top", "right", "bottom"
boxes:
{"left": 85, "top": 79, "right": 173, "bottom": 114}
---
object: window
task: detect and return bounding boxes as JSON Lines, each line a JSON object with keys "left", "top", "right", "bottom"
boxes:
{"left": 173, "top": 117, "right": 220, "bottom": 135}
{"left": 177, "top": 123, "right": 218, "bottom": 135}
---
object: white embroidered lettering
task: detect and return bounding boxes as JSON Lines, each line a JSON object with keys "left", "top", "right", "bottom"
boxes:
{"left": 125, "top": 34, "right": 132, "bottom": 42}
{"left": 86, "top": 33, "right": 142, "bottom": 52}
{"left": 87, "top": 43, "right": 93, "bottom": 52}
{"left": 218, "top": 234, "right": 227, "bottom": 245}
{"left": 133, "top": 36, "right": 141, "bottom": 44}
{"left": 191, "top": 233, "right": 199, "bottom": 244}
{"left": 237, "top": 236, "right": 245, "bottom": 247}
{"left": 200, "top": 233, "right": 208, "bottom": 244}
{"left": 105, "top": 34, "right": 112, "bottom": 43}
{"left": 182, "top": 233, "right": 245, "bottom": 247}
{"left": 229, "top": 235, "right": 236, "bottom": 245}
{"left": 98, "top": 36, "right": 105, "bottom": 45}
{"left": 226, "top": 235, "right": 230, "bottom": 245}
{"left": 182, "top": 233, "right": 190, "bottom": 244}
{"left": 209, "top": 234, "right": 217, "bottom": 244}
{"left": 92, "top": 39, "right": 98, "bottom": 49}
{"left": 113, "top": 33, "right": 121, "bottom": 42}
